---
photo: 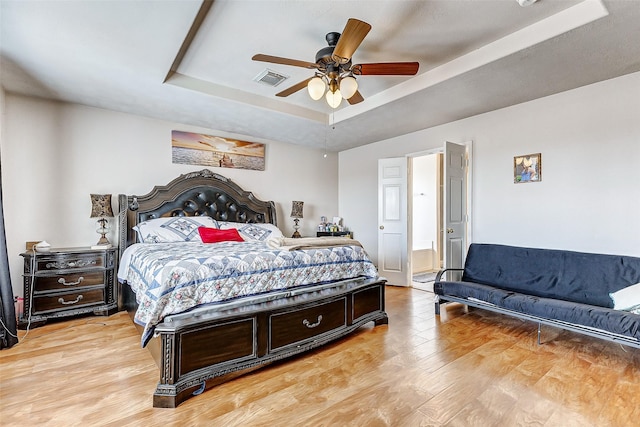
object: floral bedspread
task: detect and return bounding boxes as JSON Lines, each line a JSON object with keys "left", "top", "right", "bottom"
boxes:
{"left": 118, "top": 241, "right": 378, "bottom": 346}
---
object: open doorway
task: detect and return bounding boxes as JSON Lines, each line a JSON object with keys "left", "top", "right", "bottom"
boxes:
{"left": 410, "top": 152, "right": 443, "bottom": 292}
{"left": 377, "top": 141, "right": 470, "bottom": 288}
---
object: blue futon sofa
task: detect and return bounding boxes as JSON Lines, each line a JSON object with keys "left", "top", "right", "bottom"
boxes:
{"left": 434, "top": 244, "right": 640, "bottom": 348}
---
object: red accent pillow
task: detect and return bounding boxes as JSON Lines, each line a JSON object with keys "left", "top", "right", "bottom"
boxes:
{"left": 198, "top": 227, "right": 244, "bottom": 243}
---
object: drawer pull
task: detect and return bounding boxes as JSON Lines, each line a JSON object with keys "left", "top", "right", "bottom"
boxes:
{"left": 58, "top": 295, "right": 83, "bottom": 305}
{"left": 58, "top": 276, "right": 84, "bottom": 286}
{"left": 303, "top": 315, "right": 323, "bottom": 329}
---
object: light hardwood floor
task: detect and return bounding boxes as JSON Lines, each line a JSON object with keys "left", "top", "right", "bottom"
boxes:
{"left": 1, "top": 286, "right": 639, "bottom": 426}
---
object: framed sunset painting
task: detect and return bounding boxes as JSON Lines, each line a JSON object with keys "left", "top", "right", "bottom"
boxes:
{"left": 171, "top": 130, "right": 265, "bottom": 171}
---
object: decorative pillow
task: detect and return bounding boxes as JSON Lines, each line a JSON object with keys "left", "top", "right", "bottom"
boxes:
{"left": 217, "top": 221, "right": 284, "bottom": 242}
{"left": 198, "top": 227, "right": 244, "bottom": 243}
{"left": 609, "top": 282, "right": 640, "bottom": 311}
{"left": 133, "top": 216, "right": 217, "bottom": 243}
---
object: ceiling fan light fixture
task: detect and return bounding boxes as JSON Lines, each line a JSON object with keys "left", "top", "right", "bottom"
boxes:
{"left": 339, "top": 76, "right": 358, "bottom": 99}
{"left": 252, "top": 19, "right": 418, "bottom": 108}
{"left": 307, "top": 76, "right": 326, "bottom": 100}
{"left": 326, "top": 89, "right": 342, "bottom": 108}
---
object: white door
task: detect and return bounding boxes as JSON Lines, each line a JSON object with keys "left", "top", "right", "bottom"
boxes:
{"left": 377, "top": 157, "right": 409, "bottom": 286}
{"left": 443, "top": 141, "right": 468, "bottom": 280}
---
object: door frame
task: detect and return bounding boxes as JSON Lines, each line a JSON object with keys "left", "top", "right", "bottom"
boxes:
{"left": 407, "top": 141, "right": 473, "bottom": 278}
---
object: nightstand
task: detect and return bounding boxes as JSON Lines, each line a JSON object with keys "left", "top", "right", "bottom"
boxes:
{"left": 18, "top": 247, "right": 118, "bottom": 329}
{"left": 317, "top": 231, "right": 353, "bottom": 238}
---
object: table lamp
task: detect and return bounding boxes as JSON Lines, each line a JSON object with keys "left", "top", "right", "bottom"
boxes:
{"left": 90, "top": 194, "right": 114, "bottom": 247}
{"left": 290, "top": 201, "right": 304, "bottom": 238}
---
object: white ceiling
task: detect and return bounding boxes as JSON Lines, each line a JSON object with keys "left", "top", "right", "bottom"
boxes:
{"left": 1, "top": 0, "right": 639, "bottom": 152}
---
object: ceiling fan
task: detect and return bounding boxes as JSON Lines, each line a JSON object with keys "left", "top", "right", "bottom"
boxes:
{"left": 252, "top": 18, "right": 419, "bottom": 108}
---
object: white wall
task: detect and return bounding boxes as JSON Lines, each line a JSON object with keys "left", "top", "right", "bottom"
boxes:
{"left": 4, "top": 71, "right": 639, "bottom": 296}
{"left": 412, "top": 154, "right": 438, "bottom": 250}
{"left": 411, "top": 154, "right": 439, "bottom": 273}
{"left": 340, "top": 71, "right": 640, "bottom": 265}
{"left": 1, "top": 95, "right": 339, "bottom": 296}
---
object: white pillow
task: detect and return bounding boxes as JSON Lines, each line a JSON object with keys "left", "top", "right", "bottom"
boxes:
{"left": 133, "top": 216, "right": 217, "bottom": 243}
{"left": 609, "top": 282, "right": 640, "bottom": 311}
{"left": 217, "top": 221, "right": 283, "bottom": 242}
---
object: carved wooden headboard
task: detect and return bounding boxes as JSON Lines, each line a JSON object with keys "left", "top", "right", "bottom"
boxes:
{"left": 117, "top": 169, "right": 277, "bottom": 256}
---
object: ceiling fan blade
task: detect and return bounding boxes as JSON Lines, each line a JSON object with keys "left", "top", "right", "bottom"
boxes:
{"left": 276, "top": 77, "right": 313, "bottom": 97}
{"left": 252, "top": 54, "right": 318, "bottom": 69}
{"left": 354, "top": 62, "right": 419, "bottom": 76}
{"left": 347, "top": 90, "right": 364, "bottom": 105}
{"left": 332, "top": 18, "right": 372, "bottom": 64}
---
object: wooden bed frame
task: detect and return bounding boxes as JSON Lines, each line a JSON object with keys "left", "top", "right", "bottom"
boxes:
{"left": 117, "top": 169, "right": 388, "bottom": 408}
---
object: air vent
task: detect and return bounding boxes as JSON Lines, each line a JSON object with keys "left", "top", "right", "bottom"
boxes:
{"left": 253, "top": 69, "right": 289, "bottom": 87}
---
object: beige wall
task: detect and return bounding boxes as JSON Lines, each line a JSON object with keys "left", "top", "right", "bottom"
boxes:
{"left": 340, "top": 71, "right": 640, "bottom": 265}
{"left": 4, "top": 71, "right": 640, "bottom": 296}
{"left": 1, "top": 95, "right": 339, "bottom": 296}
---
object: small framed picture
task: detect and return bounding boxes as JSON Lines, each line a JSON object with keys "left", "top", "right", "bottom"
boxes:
{"left": 514, "top": 153, "right": 542, "bottom": 183}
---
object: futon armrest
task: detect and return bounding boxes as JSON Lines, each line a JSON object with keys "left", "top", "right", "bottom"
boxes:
{"left": 435, "top": 268, "right": 465, "bottom": 283}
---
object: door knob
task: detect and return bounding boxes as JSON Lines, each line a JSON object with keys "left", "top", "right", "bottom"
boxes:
{"left": 379, "top": 225, "right": 384, "bottom": 230}
{"left": 446, "top": 228, "right": 454, "bottom": 234}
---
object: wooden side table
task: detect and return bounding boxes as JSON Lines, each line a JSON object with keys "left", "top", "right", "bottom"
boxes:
{"left": 18, "top": 247, "right": 118, "bottom": 329}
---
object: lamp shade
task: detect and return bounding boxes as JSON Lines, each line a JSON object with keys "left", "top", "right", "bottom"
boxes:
{"left": 307, "top": 76, "right": 326, "bottom": 100}
{"left": 325, "top": 89, "right": 342, "bottom": 108}
{"left": 290, "top": 201, "right": 304, "bottom": 218}
{"left": 90, "top": 194, "right": 114, "bottom": 218}
{"left": 339, "top": 76, "right": 358, "bottom": 99}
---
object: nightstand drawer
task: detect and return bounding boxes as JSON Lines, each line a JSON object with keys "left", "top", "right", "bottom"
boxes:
{"left": 316, "top": 231, "right": 353, "bottom": 238}
{"left": 34, "top": 253, "right": 107, "bottom": 272}
{"left": 33, "top": 271, "right": 106, "bottom": 292}
{"left": 32, "top": 288, "right": 106, "bottom": 314}
{"left": 269, "top": 298, "right": 346, "bottom": 352}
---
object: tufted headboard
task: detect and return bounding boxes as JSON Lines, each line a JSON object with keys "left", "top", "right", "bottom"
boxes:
{"left": 117, "top": 169, "right": 277, "bottom": 258}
